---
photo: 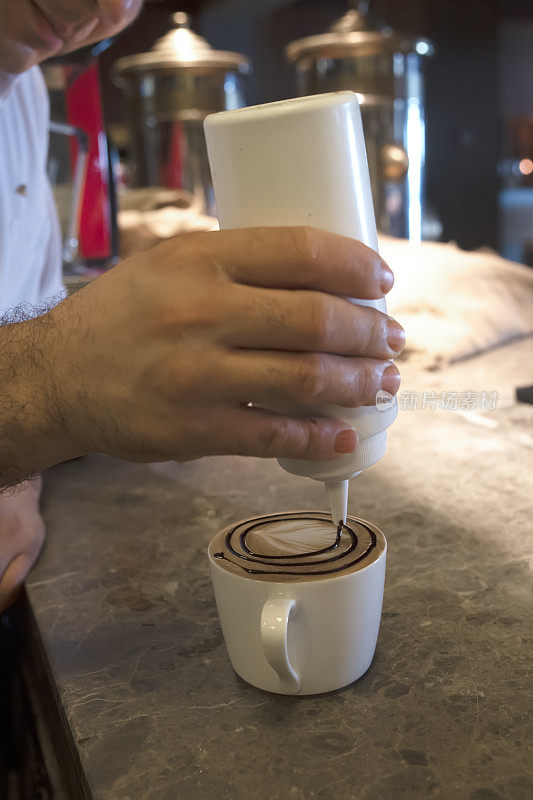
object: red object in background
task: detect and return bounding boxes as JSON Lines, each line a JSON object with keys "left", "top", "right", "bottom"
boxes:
{"left": 162, "top": 121, "right": 187, "bottom": 188}
{"left": 64, "top": 61, "right": 113, "bottom": 264}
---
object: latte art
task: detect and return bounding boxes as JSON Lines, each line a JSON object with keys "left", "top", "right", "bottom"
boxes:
{"left": 209, "top": 512, "right": 385, "bottom": 582}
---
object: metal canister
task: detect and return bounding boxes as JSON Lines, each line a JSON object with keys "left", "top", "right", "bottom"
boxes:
{"left": 114, "top": 12, "right": 250, "bottom": 215}
{"left": 286, "top": 1, "right": 433, "bottom": 240}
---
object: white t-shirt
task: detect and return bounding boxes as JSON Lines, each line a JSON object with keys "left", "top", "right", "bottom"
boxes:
{"left": 0, "top": 66, "right": 64, "bottom": 318}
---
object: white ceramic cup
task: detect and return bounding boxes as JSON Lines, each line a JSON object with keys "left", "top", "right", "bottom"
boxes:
{"left": 208, "top": 513, "right": 387, "bottom": 695}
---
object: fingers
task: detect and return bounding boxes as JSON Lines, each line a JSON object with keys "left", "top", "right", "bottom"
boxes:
{"left": 0, "top": 554, "right": 28, "bottom": 612}
{"left": 0, "top": 488, "right": 45, "bottom": 611}
{"left": 222, "top": 285, "right": 405, "bottom": 359}
{"left": 207, "top": 406, "right": 359, "bottom": 461}
{"left": 197, "top": 226, "right": 393, "bottom": 300}
{"left": 211, "top": 351, "right": 400, "bottom": 411}
{"left": 0, "top": 509, "right": 44, "bottom": 612}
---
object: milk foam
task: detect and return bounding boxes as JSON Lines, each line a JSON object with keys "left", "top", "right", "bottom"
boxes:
{"left": 209, "top": 512, "right": 385, "bottom": 582}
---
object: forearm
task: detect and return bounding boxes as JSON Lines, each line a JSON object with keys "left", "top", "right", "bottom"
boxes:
{"left": 0, "top": 313, "right": 80, "bottom": 489}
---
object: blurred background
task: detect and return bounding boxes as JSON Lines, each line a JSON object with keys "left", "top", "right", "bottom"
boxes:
{"left": 43, "top": 0, "right": 533, "bottom": 273}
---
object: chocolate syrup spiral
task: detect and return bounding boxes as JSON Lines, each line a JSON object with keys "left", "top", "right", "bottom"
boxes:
{"left": 212, "top": 511, "right": 377, "bottom": 577}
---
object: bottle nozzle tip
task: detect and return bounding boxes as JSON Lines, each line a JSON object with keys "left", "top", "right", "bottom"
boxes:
{"left": 325, "top": 479, "right": 349, "bottom": 526}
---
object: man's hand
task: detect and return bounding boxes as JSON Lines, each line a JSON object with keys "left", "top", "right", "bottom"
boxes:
{"left": 0, "top": 478, "right": 44, "bottom": 612}
{"left": 0, "top": 227, "right": 404, "bottom": 487}
{"left": 0, "top": 0, "right": 143, "bottom": 74}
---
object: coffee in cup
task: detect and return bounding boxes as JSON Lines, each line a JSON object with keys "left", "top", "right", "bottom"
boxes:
{"left": 208, "top": 511, "right": 387, "bottom": 695}
{"left": 208, "top": 511, "right": 384, "bottom": 582}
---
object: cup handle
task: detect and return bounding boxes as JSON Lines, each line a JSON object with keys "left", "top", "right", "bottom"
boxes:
{"left": 260, "top": 595, "right": 301, "bottom": 693}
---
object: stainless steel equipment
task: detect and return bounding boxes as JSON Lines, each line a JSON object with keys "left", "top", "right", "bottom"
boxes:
{"left": 286, "top": 1, "right": 433, "bottom": 240}
{"left": 48, "top": 121, "right": 89, "bottom": 271}
{"left": 114, "top": 12, "right": 250, "bottom": 215}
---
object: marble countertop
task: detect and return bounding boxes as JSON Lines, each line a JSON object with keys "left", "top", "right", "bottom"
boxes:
{"left": 24, "top": 343, "right": 532, "bottom": 800}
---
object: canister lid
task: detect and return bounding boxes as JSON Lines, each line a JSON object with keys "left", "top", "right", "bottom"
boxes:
{"left": 115, "top": 12, "right": 251, "bottom": 75}
{"left": 286, "top": 1, "right": 433, "bottom": 62}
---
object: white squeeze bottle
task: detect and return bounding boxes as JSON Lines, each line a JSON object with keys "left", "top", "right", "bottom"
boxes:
{"left": 204, "top": 92, "right": 397, "bottom": 524}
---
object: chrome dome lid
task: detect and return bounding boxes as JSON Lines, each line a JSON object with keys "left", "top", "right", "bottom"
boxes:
{"left": 116, "top": 12, "right": 251, "bottom": 75}
{"left": 286, "top": 1, "right": 433, "bottom": 62}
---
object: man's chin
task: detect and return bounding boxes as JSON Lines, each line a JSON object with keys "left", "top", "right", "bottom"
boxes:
{"left": 0, "top": 40, "right": 41, "bottom": 75}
